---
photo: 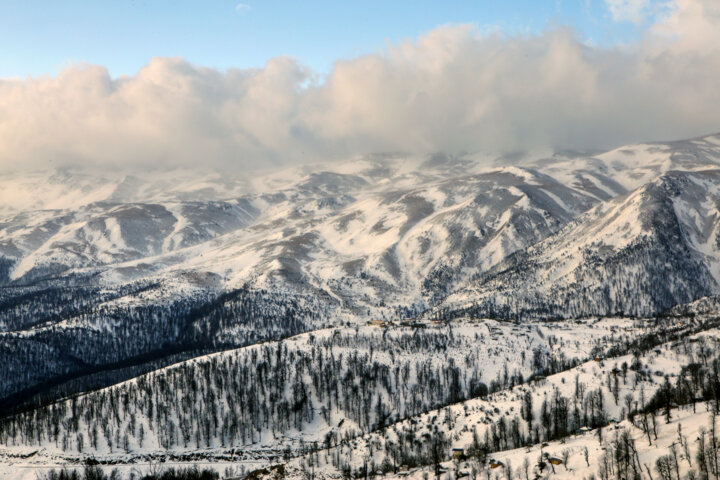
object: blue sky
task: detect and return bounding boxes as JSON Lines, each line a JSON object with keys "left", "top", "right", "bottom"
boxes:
{"left": 0, "top": 0, "right": 653, "bottom": 78}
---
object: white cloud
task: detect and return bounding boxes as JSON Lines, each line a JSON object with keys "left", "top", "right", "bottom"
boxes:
{"left": 0, "top": 0, "right": 719, "bottom": 174}
{"left": 605, "top": 0, "right": 652, "bottom": 23}
{"left": 650, "top": 0, "right": 720, "bottom": 52}
{"left": 235, "top": 3, "right": 251, "bottom": 13}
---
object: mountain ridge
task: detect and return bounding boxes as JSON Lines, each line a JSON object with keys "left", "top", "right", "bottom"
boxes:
{"left": 3, "top": 133, "right": 720, "bottom": 414}
{"left": 435, "top": 169, "right": 720, "bottom": 319}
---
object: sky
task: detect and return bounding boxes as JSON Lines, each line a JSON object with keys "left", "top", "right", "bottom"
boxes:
{"left": 0, "top": 0, "right": 719, "bottom": 173}
{"left": 0, "top": 1, "right": 652, "bottom": 79}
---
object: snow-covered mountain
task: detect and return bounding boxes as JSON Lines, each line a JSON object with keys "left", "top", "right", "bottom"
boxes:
{"left": 2, "top": 133, "right": 720, "bottom": 413}
{"left": 532, "top": 132, "right": 720, "bottom": 193}
{"left": 0, "top": 160, "right": 603, "bottom": 313}
{"left": 437, "top": 169, "right": 720, "bottom": 319}
{"left": 5, "top": 134, "right": 720, "bottom": 307}
{"left": 3, "top": 134, "right": 720, "bottom": 480}
{"left": 0, "top": 199, "right": 259, "bottom": 284}
{"left": 0, "top": 169, "right": 260, "bottom": 218}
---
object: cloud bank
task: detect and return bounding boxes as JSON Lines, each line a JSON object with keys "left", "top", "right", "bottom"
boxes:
{"left": 1, "top": 0, "right": 719, "bottom": 173}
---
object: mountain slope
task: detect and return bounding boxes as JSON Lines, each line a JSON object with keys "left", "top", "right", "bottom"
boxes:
{"left": 533, "top": 133, "right": 720, "bottom": 194}
{"left": 0, "top": 163, "right": 602, "bottom": 407}
{"left": 2, "top": 134, "right": 720, "bottom": 411}
{"left": 0, "top": 199, "right": 259, "bottom": 284}
{"left": 437, "top": 169, "right": 720, "bottom": 319}
{"left": 0, "top": 164, "right": 599, "bottom": 313}
{"left": 0, "top": 318, "right": 645, "bottom": 458}
{"left": 285, "top": 322, "right": 718, "bottom": 479}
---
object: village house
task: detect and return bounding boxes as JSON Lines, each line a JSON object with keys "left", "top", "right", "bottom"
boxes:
{"left": 451, "top": 448, "right": 464, "bottom": 460}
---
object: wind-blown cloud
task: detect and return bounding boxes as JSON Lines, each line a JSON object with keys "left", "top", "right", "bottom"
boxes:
{"left": 0, "top": 0, "right": 719, "bottom": 173}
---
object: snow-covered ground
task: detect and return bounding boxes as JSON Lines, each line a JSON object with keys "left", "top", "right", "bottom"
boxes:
{"left": 5, "top": 134, "right": 720, "bottom": 321}
{"left": 0, "top": 317, "right": 708, "bottom": 480}
{"left": 3, "top": 135, "right": 720, "bottom": 480}
{"left": 279, "top": 323, "right": 719, "bottom": 479}
{"left": 368, "top": 403, "right": 718, "bottom": 480}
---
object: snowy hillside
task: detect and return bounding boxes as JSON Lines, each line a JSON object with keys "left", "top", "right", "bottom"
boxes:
{"left": 533, "top": 133, "right": 720, "bottom": 194}
{"left": 1, "top": 315, "right": 717, "bottom": 480}
{"left": 0, "top": 157, "right": 604, "bottom": 407}
{"left": 315, "top": 402, "right": 720, "bottom": 480}
{"left": 282, "top": 318, "right": 720, "bottom": 479}
{"left": 0, "top": 199, "right": 259, "bottom": 284}
{"left": 437, "top": 169, "right": 720, "bottom": 319}
{"left": 0, "top": 317, "right": 669, "bottom": 461}
{"left": 0, "top": 170, "right": 259, "bottom": 218}
{"left": 3, "top": 133, "right": 720, "bottom": 447}
{"left": 0, "top": 163, "right": 599, "bottom": 304}
{"left": 5, "top": 136, "right": 720, "bottom": 316}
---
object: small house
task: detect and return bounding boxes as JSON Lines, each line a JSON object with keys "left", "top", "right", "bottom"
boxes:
{"left": 548, "top": 457, "right": 563, "bottom": 466}
{"left": 489, "top": 460, "right": 504, "bottom": 469}
{"left": 452, "top": 448, "right": 464, "bottom": 460}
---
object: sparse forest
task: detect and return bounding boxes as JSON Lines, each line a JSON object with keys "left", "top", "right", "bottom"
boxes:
{"left": 0, "top": 284, "right": 330, "bottom": 412}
